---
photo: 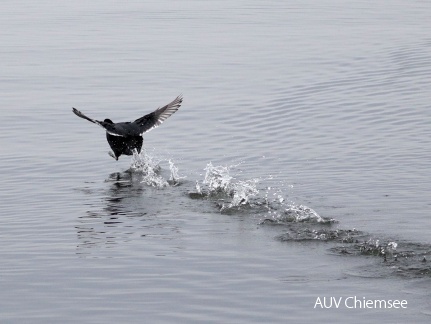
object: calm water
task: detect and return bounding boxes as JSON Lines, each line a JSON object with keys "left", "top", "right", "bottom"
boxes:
{"left": 1, "top": 1, "right": 430, "bottom": 323}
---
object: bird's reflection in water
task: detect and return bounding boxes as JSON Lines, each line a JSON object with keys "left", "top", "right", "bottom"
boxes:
{"left": 104, "top": 171, "right": 137, "bottom": 221}
{"left": 76, "top": 171, "right": 149, "bottom": 256}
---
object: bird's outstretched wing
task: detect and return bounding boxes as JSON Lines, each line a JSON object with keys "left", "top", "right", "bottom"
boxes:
{"left": 72, "top": 107, "right": 105, "bottom": 128}
{"left": 72, "top": 95, "right": 182, "bottom": 137}
{"left": 72, "top": 107, "right": 123, "bottom": 135}
{"left": 133, "top": 95, "right": 182, "bottom": 135}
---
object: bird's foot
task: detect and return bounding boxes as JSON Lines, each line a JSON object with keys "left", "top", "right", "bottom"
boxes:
{"left": 108, "top": 151, "right": 118, "bottom": 160}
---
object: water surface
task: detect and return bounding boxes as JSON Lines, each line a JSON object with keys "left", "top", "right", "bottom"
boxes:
{"left": 1, "top": 1, "right": 430, "bottom": 323}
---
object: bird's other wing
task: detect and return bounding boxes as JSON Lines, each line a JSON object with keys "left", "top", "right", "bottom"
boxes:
{"left": 72, "top": 107, "right": 103, "bottom": 127}
{"left": 133, "top": 95, "right": 183, "bottom": 135}
{"left": 72, "top": 107, "right": 122, "bottom": 136}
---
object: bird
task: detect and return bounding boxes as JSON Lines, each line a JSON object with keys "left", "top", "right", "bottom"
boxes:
{"left": 72, "top": 95, "right": 182, "bottom": 160}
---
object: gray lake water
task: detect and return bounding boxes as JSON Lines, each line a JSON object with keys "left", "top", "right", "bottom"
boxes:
{"left": 1, "top": 1, "right": 430, "bottom": 323}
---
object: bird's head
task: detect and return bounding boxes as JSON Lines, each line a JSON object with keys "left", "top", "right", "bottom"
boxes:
{"left": 104, "top": 118, "right": 114, "bottom": 124}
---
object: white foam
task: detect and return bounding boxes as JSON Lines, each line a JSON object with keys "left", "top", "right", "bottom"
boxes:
{"left": 130, "top": 150, "right": 184, "bottom": 188}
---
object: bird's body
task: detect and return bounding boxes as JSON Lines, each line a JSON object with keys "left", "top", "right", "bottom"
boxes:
{"left": 106, "top": 131, "right": 143, "bottom": 159}
{"left": 72, "top": 95, "right": 182, "bottom": 160}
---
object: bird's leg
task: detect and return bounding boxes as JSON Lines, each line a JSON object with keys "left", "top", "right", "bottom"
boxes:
{"left": 108, "top": 151, "right": 118, "bottom": 160}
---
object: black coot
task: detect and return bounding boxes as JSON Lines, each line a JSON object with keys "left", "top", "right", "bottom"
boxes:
{"left": 72, "top": 95, "right": 182, "bottom": 160}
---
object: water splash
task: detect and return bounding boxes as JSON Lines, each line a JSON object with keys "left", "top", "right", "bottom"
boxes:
{"left": 329, "top": 238, "right": 431, "bottom": 277}
{"left": 192, "top": 162, "right": 330, "bottom": 218}
{"left": 226, "top": 179, "right": 260, "bottom": 209}
{"left": 283, "top": 204, "right": 332, "bottom": 223}
{"left": 202, "top": 163, "right": 233, "bottom": 194}
{"left": 277, "top": 228, "right": 365, "bottom": 243}
{"left": 193, "top": 162, "right": 260, "bottom": 211}
{"left": 130, "top": 155, "right": 429, "bottom": 278}
{"left": 262, "top": 186, "right": 335, "bottom": 224}
{"left": 195, "top": 180, "right": 202, "bottom": 195}
{"left": 168, "top": 159, "right": 186, "bottom": 186}
{"left": 130, "top": 150, "right": 184, "bottom": 188}
{"left": 359, "top": 239, "right": 400, "bottom": 258}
